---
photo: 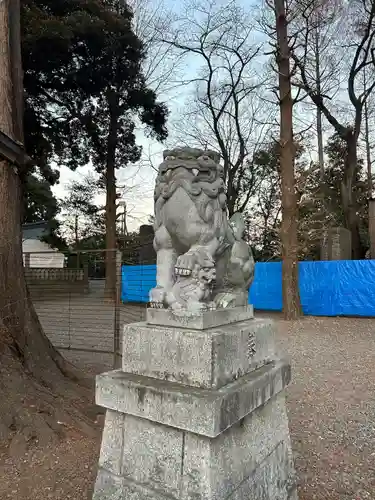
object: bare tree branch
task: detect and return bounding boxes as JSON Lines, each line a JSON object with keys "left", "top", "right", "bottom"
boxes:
{"left": 162, "top": 0, "right": 274, "bottom": 214}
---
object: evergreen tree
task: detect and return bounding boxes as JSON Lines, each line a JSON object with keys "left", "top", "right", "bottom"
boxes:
{"left": 60, "top": 175, "right": 106, "bottom": 247}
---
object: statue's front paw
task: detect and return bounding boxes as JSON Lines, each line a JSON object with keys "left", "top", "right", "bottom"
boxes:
{"left": 175, "top": 249, "right": 215, "bottom": 276}
{"left": 186, "top": 300, "right": 209, "bottom": 313}
{"left": 175, "top": 253, "right": 197, "bottom": 276}
{"left": 213, "top": 292, "right": 236, "bottom": 309}
{"left": 213, "top": 291, "right": 247, "bottom": 309}
{"left": 149, "top": 286, "right": 167, "bottom": 308}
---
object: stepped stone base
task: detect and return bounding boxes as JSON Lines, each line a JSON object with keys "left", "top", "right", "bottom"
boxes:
{"left": 93, "top": 312, "right": 298, "bottom": 500}
{"left": 122, "top": 317, "right": 276, "bottom": 389}
{"left": 146, "top": 305, "right": 254, "bottom": 330}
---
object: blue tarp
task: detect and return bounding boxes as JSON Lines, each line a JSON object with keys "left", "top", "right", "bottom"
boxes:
{"left": 121, "top": 264, "right": 157, "bottom": 303}
{"left": 121, "top": 260, "right": 375, "bottom": 317}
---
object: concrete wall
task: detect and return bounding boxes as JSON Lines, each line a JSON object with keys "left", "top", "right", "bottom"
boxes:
{"left": 25, "top": 267, "right": 89, "bottom": 298}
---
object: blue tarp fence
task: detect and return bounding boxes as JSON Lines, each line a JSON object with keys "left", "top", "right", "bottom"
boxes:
{"left": 121, "top": 260, "right": 375, "bottom": 316}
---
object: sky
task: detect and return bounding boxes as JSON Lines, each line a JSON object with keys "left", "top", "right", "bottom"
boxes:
{"left": 51, "top": 0, "right": 361, "bottom": 234}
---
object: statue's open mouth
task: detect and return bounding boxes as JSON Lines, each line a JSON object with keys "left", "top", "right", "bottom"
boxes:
{"left": 193, "top": 167, "right": 216, "bottom": 183}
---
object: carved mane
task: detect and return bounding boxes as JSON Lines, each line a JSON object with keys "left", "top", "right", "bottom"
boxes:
{"left": 154, "top": 147, "right": 227, "bottom": 229}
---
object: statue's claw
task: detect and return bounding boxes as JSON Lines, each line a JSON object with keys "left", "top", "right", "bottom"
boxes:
{"left": 175, "top": 267, "right": 192, "bottom": 277}
{"left": 175, "top": 253, "right": 198, "bottom": 273}
{"left": 213, "top": 292, "right": 236, "bottom": 309}
{"left": 149, "top": 301, "right": 164, "bottom": 309}
{"left": 149, "top": 286, "right": 167, "bottom": 307}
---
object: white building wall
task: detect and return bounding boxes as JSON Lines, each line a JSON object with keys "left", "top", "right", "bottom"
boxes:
{"left": 22, "top": 239, "right": 65, "bottom": 268}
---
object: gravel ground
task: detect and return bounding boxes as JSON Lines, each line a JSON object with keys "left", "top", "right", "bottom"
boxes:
{"left": 0, "top": 314, "right": 374, "bottom": 499}
{"left": 273, "top": 315, "right": 375, "bottom": 500}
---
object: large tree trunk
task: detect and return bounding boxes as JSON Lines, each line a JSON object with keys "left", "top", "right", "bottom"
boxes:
{"left": 104, "top": 90, "right": 119, "bottom": 300}
{"left": 342, "top": 136, "right": 364, "bottom": 259}
{"left": 314, "top": 26, "right": 324, "bottom": 181}
{"left": 227, "top": 185, "right": 236, "bottom": 217}
{"left": 364, "top": 95, "right": 372, "bottom": 197}
{"left": 274, "top": 0, "right": 302, "bottom": 320}
{"left": 363, "top": 66, "right": 372, "bottom": 198}
{"left": 0, "top": 1, "right": 96, "bottom": 451}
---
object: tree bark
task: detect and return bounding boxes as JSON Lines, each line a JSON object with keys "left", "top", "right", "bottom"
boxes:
{"left": 342, "top": 136, "right": 364, "bottom": 259}
{"left": 0, "top": 1, "right": 95, "bottom": 447}
{"left": 0, "top": 0, "right": 59, "bottom": 378}
{"left": 104, "top": 90, "right": 119, "bottom": 300}
{"left": 364, "top": 100, "right": 372, "bottom": 197}
{"left": 226, "top": 163, "right": 236, "bottom": 217}
{"left": 364, "top": 68, "right": 372, "bottom": 197}
{"left": 9, "top": 0, "right": 23, "bottom": 143}
{"left": 274, "top": 0, "right": 302, "bottom": 320}
{"left": 315, "top": 26, "right": 324, "bottom": 181}
{"left": 74, "top": 214, "right": 79, "bottom": 248}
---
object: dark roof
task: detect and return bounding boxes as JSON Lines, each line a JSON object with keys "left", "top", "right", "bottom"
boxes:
{"left": 22, "top": 221, "right": 48, "bottom": 240}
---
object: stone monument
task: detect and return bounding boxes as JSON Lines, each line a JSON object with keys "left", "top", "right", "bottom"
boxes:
{"left": 368, "top": 198, "right": 375, "bottom": 259}
{"left": 320, "top": 226, "right": 352, "bottom": 260}
{"left": 93, "top": 148, "right": 298, "bottom": 500}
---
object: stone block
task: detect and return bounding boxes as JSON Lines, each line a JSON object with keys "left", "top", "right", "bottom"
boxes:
{"left": 121, "top": 415, "right": 183, "bottom": 497}
{"left": 182, "top": 394, "right": 291, "bottom": 500}
{"left": 93, "top": 469, "right": 124, "bottom": 500}
{"left": 120, "top": 479, "right": 175, "bottom": 500}
{"left": 369, "top": 199, "right": 375, "bottom": 259}
{"left": 122, "top": 318, "right": 276, "bottom": 389}
{"left": 98, "top": 411, "right": 125, "bottom": 475}
{"left": 320, "top": 226, "right": 352, "bottom": 260}
{"left": 227, "top": 440, "right": 298, "bottom": 500}
{"left": 146, "top": 305, "right": 254, "bottom": 330}
{"left": 93, "top": 394, "right": 297, "bottom": 500}
{"left": 96, "top": 359, "right": 291, "bottom": 438}
{"left": 93, "top": 469, "right": 172, "bottom": 500}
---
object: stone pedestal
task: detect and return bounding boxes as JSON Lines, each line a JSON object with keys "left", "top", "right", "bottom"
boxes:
{"left": 93, "top": 309, "right": 298, "bottom": 500}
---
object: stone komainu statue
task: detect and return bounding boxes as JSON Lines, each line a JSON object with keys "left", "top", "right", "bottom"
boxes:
{"left": 149, "top": 147, "right": 254, "bottom": 312}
